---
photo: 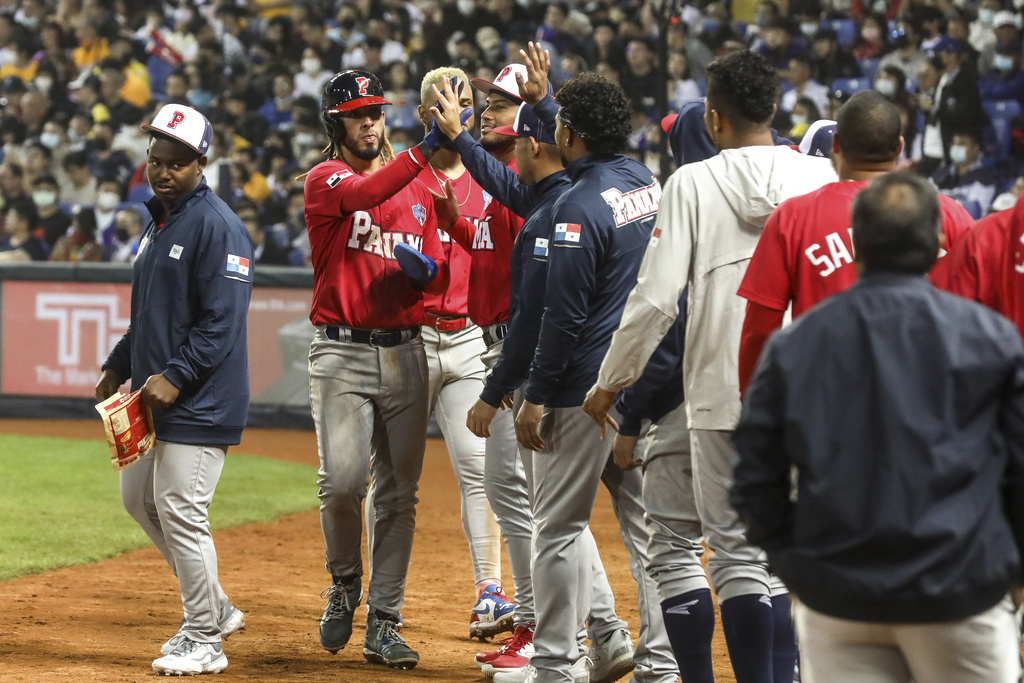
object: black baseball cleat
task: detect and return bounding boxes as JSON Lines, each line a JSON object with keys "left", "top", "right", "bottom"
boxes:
{"left": 363, "top": 610, "right": 419, "bottom": 669}
{"left": 319, "top": 577, "right": 362, "bottom": 654}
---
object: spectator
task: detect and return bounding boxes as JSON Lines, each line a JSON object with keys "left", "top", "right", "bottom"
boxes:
{"left": 88, "top": 119, "right": 133, "bottom": 190}
{"left": 536, "top": 2, "right": 582, "bottom": 56}
{"left": 0, "top": 160, "right": 26, "bottom": 205}
{"left": 108, "top": 205, "right": 144, "bottom": 263}
{"left": 75, "top": 74, "right": 112, "bottom": 125}
{"left": 294, "top": 47, "right": 333, "bottom": 100}
{"left": 235, "top": 198, "right": 295, "bottom": 266}
{"left": 262, "top": 14, "right": 301, "bottom": 64}
{"left": 979, "top": 38, "right": 1024, "bottom": 102}
{"left": 71, "top": 18, "right": 108, "bottom": 71}
{"left": 60, "top": 149, "right": 96, "bottom": 204}
{"left": 298, "top": 13, "right": 345, "bottom": 70}
{"left": 382, "top": 61, "right": 422, "bottom": 131}
{"left": 851, "top": 13, "right": 890, "bottom": 61}
{"left": 825, "top": 86, "right": 853, "bottom": 119}
{"left": 979, "top": 12, "right": 1021, "bottom": 76}
{"left": 0, "top": 33, "right": 38, "bottom": 84}
{"left": 18, "top": 90, "right": 49, "bottom": 139}
{"left": 93, "top": 176, "right": 122, "bottom": 246}
{"left": 931, "top": 130, "right": 999, "bottom": 213}
{"left": 23, "top": 140, "right": 54, "bottom": 186}
{"left": 259, "top": 72, "right": 296, "bottom": 131}
{"left": 667, "top": 51, "right": 701, "bottom": 111}
{"left": 917, "top": 6, "right": 947, "bottom": 52}
{"left": 757, "top": 18, "right": 806, "bottom": 76}
{"left": 97, "top": 58, "right": 144, "bottom": 129}
{"left": 810, "top": 28, "right": 863, "bottom": 84}
{"left": 874, "top": 64, "right": 910, "bottom": 105}
{"left": 162, "top": 69, "right": 190, "bottom": 105}
{"left": 585, "top": 20, "right": 624, "bottom": 73}
{"left": 919, "top": 36, "right": 983, "bottom": 173}
{"left": 0, "top": 196, "right": 48, "bottom": 261}
{"left": 621, "top": 37, "right": 660, "bottom": 113}
{"left": 33, "top": 59, "right": 73, "bottom": 121}
{"left": 782, "top": 54, "right": 830, "bottom": 114}
{"left": 221, "top": 91, "right": 269, "bottom": 150}
{"left": 35, "top": 22, "right": 75, "bottom": 86}
{"left": 111, "top": 106, "right": 149, "bottom": 168}
{"left": 31, "top": 172, "right": 71, "bottom": 246}
{"left": 969, "top": 0, "right": 1002, "bottom": 54}
{"left": 788, "top": 96, "right": 823, "bottom": 141}
{"left": 879, "top": 19, "right": 930, "bottom": 81}
{"left": 106, "top": 35, "right": 151, "bottom": 108}
{"left": 49, "top": 206, "right": 103, "bottom": 262}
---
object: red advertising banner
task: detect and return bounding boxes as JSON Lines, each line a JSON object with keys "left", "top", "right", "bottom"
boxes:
{"left": 1, "top": 281, "right": 314, "bottom": 406}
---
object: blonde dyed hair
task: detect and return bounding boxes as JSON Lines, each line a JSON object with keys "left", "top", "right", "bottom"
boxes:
{"left": 419, "top": 66, "right": 471, "bottom": 107}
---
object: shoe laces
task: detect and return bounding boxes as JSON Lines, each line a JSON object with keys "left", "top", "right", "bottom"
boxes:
{"left": 375, "top": 615, "right": 405, "bottom": 646}
{"left": 320, "top": 583, "right": 355, "bottom": 621}
{"left": 500, "top": 626, "right": 534, "bottom": 655}
{"left": 170, "top": 637, "right": 200, "bottom": 657}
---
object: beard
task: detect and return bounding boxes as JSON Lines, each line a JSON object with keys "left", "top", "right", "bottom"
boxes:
{"left": 341, "top": 129, "right": 382, "bottom": 161}
{"left": 480, "top": 132, "right": 514, "bottom": 154}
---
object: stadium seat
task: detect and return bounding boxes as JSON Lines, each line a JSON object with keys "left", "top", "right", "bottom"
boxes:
{"left": 829, "top": 19, "right": 858, "bottom": 47}
{"left": 958, "top": 198, "right": 983, "bottom": 220}
{"left": 146, "top": 54, "right": 174, "bottom": 100}
{"left": 983, "top": 99, "right": 1022, "bottom": 162}
{"left": 127, "top": 184, "right": 154, "bottom": 203}
{"left": 831, "top": 77, "right": 872, "bottom": 94}
{"left": 858, "top": 58, "right": 881, "bottom": 81}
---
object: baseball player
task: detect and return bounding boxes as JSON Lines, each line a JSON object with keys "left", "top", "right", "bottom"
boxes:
{"left": 95, "top": 104, "right": 251, "bottom": 676}
{"left": 399, "top": 64, "right": 519, "bottom": 638}
{"left": 423, "top": 63, "right": 534, "bottom": 648}
{"left": 305, "top": 69, "right": 454, "bottom": 670}
{"left": 737, "top": 90, "right": 975, "bottom": 395}
{"left": 585, "top": 51, "right": 836, "bottom": 683}
{"left": 503, "top": 71, "right": 672, "bottom": 683}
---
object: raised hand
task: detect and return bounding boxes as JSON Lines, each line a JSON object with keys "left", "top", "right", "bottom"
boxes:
{"left": 515, "top": 41, "right": 552, "bottom": 105}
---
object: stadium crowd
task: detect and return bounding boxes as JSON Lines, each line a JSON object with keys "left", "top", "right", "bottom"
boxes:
{"left": 0, "top": 0, "right": 1022, "bottom": 264}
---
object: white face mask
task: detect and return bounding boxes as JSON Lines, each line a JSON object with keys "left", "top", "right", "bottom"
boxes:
{"left": 97, "top": 191, "right": 120, "bottom": 212}
{"left": 994, "top": 54, "right": 1015, "bottom": 71}
{"left": 40, "top": 131, "right": 60, "bottom": 149}
{"left": 32, "top": 190, "right": 56, "bottom": 207}
{"left": 790, "top": 114, "right": 808, "bottom": 127}
{"left": 295, "top": 132, "right": 316, "bottom": 147}
{"left": 457, "top": 0, "right": 475, "bottom": 14}
{"left": 875, "top": 79, "right": 896, "bottom": 96}
{"left": 301, "top": 58, "right": 321, "bottom": 75}
{"left": 949, "top": 144, "right": 969, "bottom": 164}
{"left": 35, "top": 76, "right": 53, "bottom": 94}
{"left": 979, "top": 8, "right": 996, "bottom": 24}
{"left": 801, "top": 21, "right": 819, "bottom": 37}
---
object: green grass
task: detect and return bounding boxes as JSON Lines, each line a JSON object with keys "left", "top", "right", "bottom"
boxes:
{"left": 0, "top": 434, "right": 318, "bottom": 581}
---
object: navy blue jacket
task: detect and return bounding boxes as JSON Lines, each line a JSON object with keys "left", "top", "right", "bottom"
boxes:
{"left": 732, "top": 273, "right": 1024, "bottom": 623}
{"left": 103, "top": 179, "right": 253, "bottom": 446}
{"left": 526, "top": 154, "right": 659, "bottom": 407}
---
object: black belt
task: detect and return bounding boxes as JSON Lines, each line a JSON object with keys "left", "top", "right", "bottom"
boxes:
{"left": 482, "top": 323, "right": 508, "bottom": 347}
{"left": 325, "top": 326, "right": 420, "bottom": 347}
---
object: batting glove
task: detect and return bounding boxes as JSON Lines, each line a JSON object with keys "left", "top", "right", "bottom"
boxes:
{"left": 395, "top": 243, "right": 438, "bottom": 289}
{"left": 423, "top": 76, "right": 472, "bottom": 149}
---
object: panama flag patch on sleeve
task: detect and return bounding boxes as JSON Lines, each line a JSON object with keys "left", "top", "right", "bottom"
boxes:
{"left": 553, "top": 223, "right": 582, "bottom": 243}
{"left": 534, "top": 237, "right": 549, "bottom": 257}
{"left": 226, "top": 254, "right": 250, "bottom": 276}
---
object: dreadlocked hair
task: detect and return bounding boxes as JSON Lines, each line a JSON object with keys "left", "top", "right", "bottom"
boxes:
{"left": 294, "top": 131, "right": 396, "bottom": 181}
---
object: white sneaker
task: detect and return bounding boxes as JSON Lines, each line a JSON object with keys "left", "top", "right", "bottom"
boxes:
{"left": 587, "top": 628, "right": 634, "bottom": 683}
{"left": 492, "top": 657, "right": 590, "bottom": 683}
{"left": 152, "top": 637, "right": 228, "bottom": 675}
{"left": 161, "top": 605, "right": 246, "bottom": 655}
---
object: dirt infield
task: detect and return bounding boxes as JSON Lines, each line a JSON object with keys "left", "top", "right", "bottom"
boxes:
{"left": 0, "top": 419, "right": 735, "bottom": 682}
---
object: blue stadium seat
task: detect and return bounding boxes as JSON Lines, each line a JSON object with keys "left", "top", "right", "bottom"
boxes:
{"left": 831, "top": 77, "right": 872, "bottom": 94}
{"left": 127, "top": 184, "right": 154, "bottom": 203}
{"left": 146, "top": 54, "right": 174, "bottom": 100}
{"left": 983, "top": 99, "right": 1022, "bottom": 161}
{"left": 958, "top": 198, "right": 983, "bottom": 220}
{"left": 829, "top": 19, "right": 858, "bottom": 47}
{"left": 858, "top": 58, "right": 881, "bottom": 81}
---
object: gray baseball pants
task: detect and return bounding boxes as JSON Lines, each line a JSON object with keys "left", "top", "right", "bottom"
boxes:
{"left": 641, "top": 403, "right": 710, "bottom": 602}
{"left": 481, "top": 337, "right": 534, "bottom": 626}
{"left": 530, "top": 406, "right": 675, "bottom": 683}
{"left": 120, "top": 441, "right": 229, "bottom": 643}
{"left": 309, "top": 328, "right": 429, "bottom": 616}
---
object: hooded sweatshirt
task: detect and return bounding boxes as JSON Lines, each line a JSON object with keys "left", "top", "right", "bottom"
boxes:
{"left": 598, "top": 145, "right": 836, "bottom": 431}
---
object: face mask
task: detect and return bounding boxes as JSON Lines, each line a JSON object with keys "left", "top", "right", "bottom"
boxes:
{"left": 457, "top": 0, "right": 475, "bottom": 15}
{"left": 875, "top": 79, "right": 896, "bottom": 96}
{"left": 295, "top": 132, "right": 315, "bottom": 147}
{"left": 274, "top": 96, "right": 291, "bottom": 108}
{"left": 1016, "top": 0, "right": 1024, "bottom": 11}
{"left": 35, "top": 76, "right": 53, "bottom": 94}
{"left": 790, "top": 114, "right": 808, "bottom": 126}
{"left": 801, "top": 21, "right": 819, "bottom": 37}
{"left": 861, "top": 26, "right": 881, "bottom": 42}
{"left": 21, "top": 16, "right": 38, "bottom": 29}
{"left": 115, "top": 226, "right": 130, "bottom": 243}
{"left": 339, "top": 18, "right": 356, "bottom": 31}
{"left": 92, "top": 136, "right": 111, "bottom": 152}
{"left": 754, "top": 11, "right": 772, "bottom": 27}
{"left": 68, "top": 131, "right": 84, "bottom": 144}
{"left": 995, "top": 53, "right": 1015, "bottom": 71}
{"left": 32, "top": 190, "right": 56, "bottom": 207}
{"left": 97, "top": 191, "right": 120, "bottom": 212}
{"left": 979, "top": 8, "right": 996, "bottom": 24}
{"left": 301, "top": 58, "right": 321, "bottom": 75}
{"left": 392, "top": 141, "right": 409, "bottom": 153}
{"left": 40, "top": 131, "right": 60, "bottom": 149}
{"left": 949, "top": 144, "right": 968, "bottom": 164}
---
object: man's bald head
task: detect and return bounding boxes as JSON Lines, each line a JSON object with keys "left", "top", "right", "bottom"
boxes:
{"left": 835, "top": 90, "right": 902, "bottom": 164}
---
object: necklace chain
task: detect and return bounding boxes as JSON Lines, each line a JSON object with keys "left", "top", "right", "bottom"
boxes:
{"left": 429, "top": 164, "right": 472, "bottom": 207}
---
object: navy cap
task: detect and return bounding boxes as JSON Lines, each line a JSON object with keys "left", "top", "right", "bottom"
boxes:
{"left": 932, "top": 34, "right": 962, "bottom": 54}
{"left": 798, "top": 119, "right": 836, "bottom": 157}
{"left": 492, "top": 102, "right": 556, "bottom": 144}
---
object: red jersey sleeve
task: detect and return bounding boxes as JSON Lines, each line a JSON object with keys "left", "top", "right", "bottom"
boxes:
{"left": 738, "top": 207, "right": 793, "bottom": 312}
{"left": 938, "top": 209, "right": 1010, "bottom": 308}
{"left": 739, "top": 301, "right": 787, "bottom": 399}
{"left": 445, "top": 215, "right": 477, "bottom": 253}
{"left": 929, "top": 196, "right": 975, "bottom": 288}
{"left": 306, "top": 147, "right": 429, "bottom": 217}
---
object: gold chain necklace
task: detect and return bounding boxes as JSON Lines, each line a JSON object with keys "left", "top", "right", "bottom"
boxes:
{"left": 429, "top": 164, "right": 472, "bottom": 207}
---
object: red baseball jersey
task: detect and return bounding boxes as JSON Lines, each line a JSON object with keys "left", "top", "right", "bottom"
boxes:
{"left": 417, "top": 165, "right": 473, "bottom": 317}
{"left": 440, "top": 159, "right": 525, "bottom": 327}
{"left": 305, "top": 147, "right": 443, "bottom": 329}
{"left": 739, "top": 180, "right": 974, "bottom": 317}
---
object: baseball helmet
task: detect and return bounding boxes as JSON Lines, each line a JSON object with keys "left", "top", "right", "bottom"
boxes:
{"left": 321, "top": 70, "right": 392, "bottom": 139}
